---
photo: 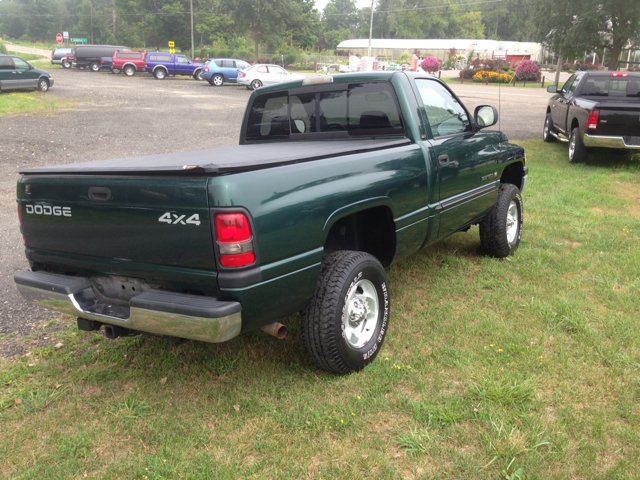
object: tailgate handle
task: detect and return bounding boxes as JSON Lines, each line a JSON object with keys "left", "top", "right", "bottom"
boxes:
{"left": 88, "top": 187, "right": 111, "bottom": 201}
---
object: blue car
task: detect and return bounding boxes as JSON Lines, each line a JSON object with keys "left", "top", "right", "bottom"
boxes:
{"left": 144, "top": 52, "right": 204, "bottom": 80}
{"left": 100, "top": 56, "right": 121, "bottom": 74}
{"left": 202, "top": 58, "right": 251, "bottom": 86}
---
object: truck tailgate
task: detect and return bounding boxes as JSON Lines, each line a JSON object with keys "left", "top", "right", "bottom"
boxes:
{"left": 18, "top": 175, "right": 215, "bottom": 270}
{"left": 596, "top": 101, "right": 640, "bottom": 137}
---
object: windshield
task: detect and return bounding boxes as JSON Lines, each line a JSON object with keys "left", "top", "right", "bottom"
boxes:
{"left": 581, "top": 77, "right": 640, "bottom": 97}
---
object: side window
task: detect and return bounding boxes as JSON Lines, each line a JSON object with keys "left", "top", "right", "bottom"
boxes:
{"left": 177, "top": 56, "right": 188, "bottom": 64}
{"left": 0, "top": 57, "right": 15, "bottom": 69}
{"left": 415, "top": 79, "right": 470, "bottom": 137}
{"left": 566, "top": 75, "right": 581, "bottom": 96}
{"left": 257, "top": 66, "right": 268, "bottom": 73}
{"left": 561, "top": 75, "right": 576, "bottom": 95}
{"left": 13, "top": 57, "right": 30, "bottom": 70}
{"left": 270, "top": 66, "right": 287, "bottom": 75}
{"left": 245, "top": 94, "right": 289, "bottom": 140}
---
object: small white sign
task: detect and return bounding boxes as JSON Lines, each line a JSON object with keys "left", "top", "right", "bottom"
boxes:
{"left": 63, "top": 31, "right": 69, "bottom": 39}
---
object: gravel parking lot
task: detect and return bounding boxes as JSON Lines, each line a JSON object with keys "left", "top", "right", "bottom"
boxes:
{"left": 0, "top": 67, "right": 547, "bottom": 357}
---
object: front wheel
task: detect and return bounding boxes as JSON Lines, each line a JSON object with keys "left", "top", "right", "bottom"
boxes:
{"left": 568, "top": 127, "right": 588, "bottom": 163}
{"left": 301, "top": 251, "right": 390, "bottom": 374}
{"left": 90, "top": 62, "right": 100, "bottom": 72}
{"left": 479, "top": 184, "right": 523, "bottom": 258}
{"left": 542, "top": 113, "right": 556, "bottom": 142}
{"left": 62, "top": 59, "right": 71, "bottom": 69}
{"left": 154, "top": 68, "right": 166, "bottom": 80}
{"left": 123, "top": 66, "right": 135, "bottom": 77}
{"left": 36, "top": 78, "right": 49, "bottom": 92}
{"left": 250, "top": 79, "right": 262, "bottom": 90}
{"left": 193, "top": 69, "right": 203, "bottom": 81}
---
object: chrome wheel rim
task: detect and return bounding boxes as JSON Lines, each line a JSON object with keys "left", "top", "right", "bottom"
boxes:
{"left": 342, "top": 279, "right": 379, "bottom": 348}
{"left": 568, "top": 134, "right": 576, "bottom": 160}
{"left": 506, "top": 200, "right": 518, "bottom": 243}
{"left": 156, "top": 70, "right": 165, "bottom": 79}
{"left": 251, "top": 80, "right": 261, "bottom": 89}
{"left": 214, "top": 76, "right": 222, "bottom": 85}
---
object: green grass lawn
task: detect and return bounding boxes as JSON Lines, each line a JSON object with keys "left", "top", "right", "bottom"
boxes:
{"left": 0, "top": 91, "right": 75, "bottom": 116}
{"left": 1, "top": 141, "right": 639, "bottom": 478}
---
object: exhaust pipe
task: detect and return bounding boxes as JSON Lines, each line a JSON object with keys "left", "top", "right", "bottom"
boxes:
{"left": 260, "top": 322, "right": 288, "bottom": 339}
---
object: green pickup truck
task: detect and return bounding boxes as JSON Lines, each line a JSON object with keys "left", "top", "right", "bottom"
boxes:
{"left": 14, "top": 72, "right": 527, "bottom": 374}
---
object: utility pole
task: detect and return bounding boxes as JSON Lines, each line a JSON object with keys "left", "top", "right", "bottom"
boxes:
{"left": 367, "top": 0, "right": 374, "bottom": 57}
{"left": 190, "top": 0, "right": 194, "bottom": 59}
{"left": 90, "top": 6, "right": 94, "bottom": 44}
{"left": 112, "top": 9, "right": 116, "bottom": 39}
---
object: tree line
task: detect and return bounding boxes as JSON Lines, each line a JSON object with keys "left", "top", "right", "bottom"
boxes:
{"left": 0, "top": 0, "right": 638, "bottom": 68}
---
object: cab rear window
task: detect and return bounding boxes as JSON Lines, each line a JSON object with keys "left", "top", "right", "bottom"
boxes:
{"left": 244, "top": 82, "right": 405, "bottom": 141}
{"left": 581, "top": 77, "right": 640, "bottom": 97}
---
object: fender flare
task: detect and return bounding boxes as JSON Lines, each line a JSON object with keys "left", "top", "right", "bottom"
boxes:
{"left": 153, "top": 65, "right": 169, "bottom": 73}
{"left": 321, "top": 196, "right": 396, "bottom": 244}
{"left": 122, "top": 62, "right": 138, "bottom": 71}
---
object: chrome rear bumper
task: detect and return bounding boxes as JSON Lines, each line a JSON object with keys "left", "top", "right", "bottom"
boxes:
{"left": 583, "top": 134, "right": 640, "bottom": 150}
{"left": 14, "top": 270, "right": 241, "bottom": 343}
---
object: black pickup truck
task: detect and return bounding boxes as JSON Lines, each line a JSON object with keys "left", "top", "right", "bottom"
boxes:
{"left": 543, "top": 71, "right": 640, "bottom": 162}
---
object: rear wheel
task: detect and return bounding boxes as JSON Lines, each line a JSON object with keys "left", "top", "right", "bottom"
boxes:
{"left": 210, "top": 74, "right": 223, "bottom": 86}
{"left": 193, "top": 69, "right": 203, "bottom": 81}
{"left": 568, "top": 127, "right": 588, "bottom": 163}
{"left": 542, "top": 113, "right": 556, "bottom": 142}
{"left": 36, "top": 78, "right": 49, "bottom": 92}
{"left": 62, "top": 59, "right": 71, "bottom": 69}
{"left": 250, "top": 79, "right": 262, "bottom": 90}
{"left": 479, "top": 184, "right": 523, "bottom": 258}
{"left": 90, "top": 62, "right": 100, "bottom": 72}
{"left": 301, "top": 251, "right": 389, "bottom": 374}
{"left": 123, "top": 65, "right": 135, "bottom": 77}
{"left": 154, "top": 68, "right": 167, "bottom": 80}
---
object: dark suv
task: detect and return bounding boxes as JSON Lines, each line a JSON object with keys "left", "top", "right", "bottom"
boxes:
{"left": 72, "top": 45, "right": 131, "bottom": 72}
{"left": 51, "top": 47, "right": 73, "bottom": 66}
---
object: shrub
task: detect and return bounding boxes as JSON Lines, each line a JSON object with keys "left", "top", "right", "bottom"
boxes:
{"left": 515, "top": 60, "right": 540, "bottom": 80}
{"left": 420, "top": 56, "right": 441, "bottom": 73}
{"left": 0, "top": 41, "right": 7, "bottom": 54}
{"left": 472, "top": 70, "right": 512, "bottom": 83}
{"left": 460, "top": 68, "right": 475, "bottom": 79}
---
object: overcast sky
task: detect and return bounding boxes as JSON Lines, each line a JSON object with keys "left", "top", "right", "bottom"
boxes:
{"left": 314, "top": 0, "right": 374, "bottom": 16}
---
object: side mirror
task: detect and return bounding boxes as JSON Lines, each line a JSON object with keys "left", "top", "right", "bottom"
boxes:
{"left": 547, "top": 85, "right": 557, "bottom": 93}
{"left": 474, "top": 105, "right": 498, "bottom": 128}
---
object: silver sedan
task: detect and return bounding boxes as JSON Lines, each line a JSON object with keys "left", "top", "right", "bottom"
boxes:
{"left": 237, "top": 64, "right": 305, "bottom": 90}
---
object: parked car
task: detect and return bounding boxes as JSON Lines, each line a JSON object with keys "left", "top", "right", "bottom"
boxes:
{"left": 100, "top": 56, "right": 120, "bottom": 74}
{"left": 62, "top": 50, "right": 75, "bottom": 69}
{"left": 0, "top": 54, "right": 53, "bottom": 92}
{"left": 14, "top": 71, "right": 527, "bottom": 374}
{"left": 51, "top": 47, "right": 73, "bottom": 66}
{"left": 544, "top": 71, "right": 640, "bottom": 162}
{"left": 237, "top": 64, "right": 305, "bottom": 90}
{"left": 201, "top": 58, "right": 250, "bottom": 86}
{"left": 144, "top": 52, "right": 203, "bottom": 80}
{"left": 71, "top": 45, "right": 131, "bottom": 72}
{"left": 112, "top": 51, "right": 146, "bottom": 76}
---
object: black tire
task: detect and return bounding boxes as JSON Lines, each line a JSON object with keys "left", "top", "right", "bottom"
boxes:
{"left": 124, "top": 66, "right": 135, "bottom": 77}
{"left": 154, "top": 68, "right": 167, "bottom": 80}
{"left": 210, "top": 74, "right": 223, "bottom": 86}
{"left": 479, "top": 184, "right": 523, "bottom": 258}
{"left": 90, "top": 62, "right": 100, "bottom": 72}
{"left": 568, "top": 127, "right": 588, "bottom": 163}
{"left": 301, "top": 251, "right": 390, "bottom": 374}
{"left": 62, "top": 59, "right": 71, "bottom": 69}
{"left": 250, "top": 79, "right": 262, "bottom": 90}
{"left": 193, "top": 69, "right": 203, "bottom": 81}
{"left": 542, "top": 113, "right": 556, "bottom": 142}
{"left": 36, "top": 78, "right": 49, "bottom": 92}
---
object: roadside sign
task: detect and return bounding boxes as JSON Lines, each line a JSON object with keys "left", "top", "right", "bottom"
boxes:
{"left": 169, "top": 48, "right": 175, "bottom": 54}
{"left": 63, "top": 31, "right": 69, "bottom": 40}
{"left": 168, "top": 41, "right": 175, "bottom": 48}
{"left": 71, "top": 38, "right": 87, "bottom": 43}
{"left": 56, "top": 33, "right": 63, "bottom": 43}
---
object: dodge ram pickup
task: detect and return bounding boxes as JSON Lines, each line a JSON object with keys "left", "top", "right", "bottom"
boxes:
{"left": 14, "top": 72, "right": 528, "bottom": 374}
{"left": 544, "top": 71, "right": 640, "bottom": 162}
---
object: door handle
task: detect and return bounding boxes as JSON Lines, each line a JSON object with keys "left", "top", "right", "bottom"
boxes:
{"left": 438, "top": 154, "right": 450, "bottom": 166}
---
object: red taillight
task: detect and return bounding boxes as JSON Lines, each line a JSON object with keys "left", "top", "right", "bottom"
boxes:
{"left": 242, "top": 72, "right": 246, "bottom": 77}
{"left": 587, "top": 110, "right": 599, "bottom": 129}
{"left": 214, "top": 213, "right": 255, "bottom": 267}
{"left": 611, "top": 72, "right": 628, "bottom": 77}
{"left": 17, "top": 204, "right": 26, "bottom": 244}
{"left": 204, "top": 66, "right": 209, "bottom": 73}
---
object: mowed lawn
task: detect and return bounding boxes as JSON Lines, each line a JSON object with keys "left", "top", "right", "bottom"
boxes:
{"left": 1, "top": 140, "right": 639, "bottom": 479}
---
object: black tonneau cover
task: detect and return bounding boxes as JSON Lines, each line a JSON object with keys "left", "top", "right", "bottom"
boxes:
{"left": 21, "top": 139, "right": 411, "bottom": 176}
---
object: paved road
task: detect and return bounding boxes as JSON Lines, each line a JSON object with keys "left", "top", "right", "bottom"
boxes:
{"left": 0, "top": 67, "right": 549, "bottom": 357}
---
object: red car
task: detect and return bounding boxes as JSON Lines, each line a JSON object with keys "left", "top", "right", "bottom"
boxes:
{"left": 112, "top": 51, "right": 146, "bottom": 77}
